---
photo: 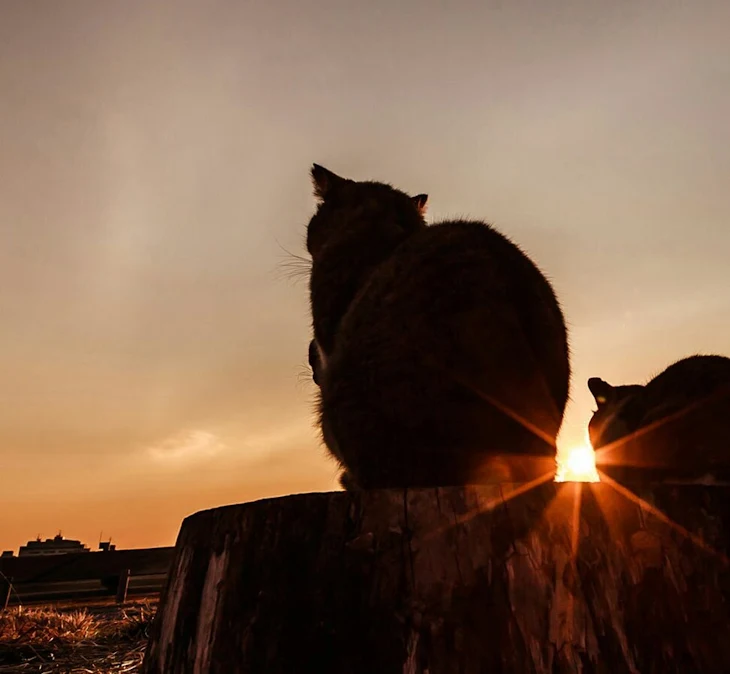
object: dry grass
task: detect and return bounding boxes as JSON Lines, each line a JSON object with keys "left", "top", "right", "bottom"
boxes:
{"left": 0, "top": 601, "right": 155, "bottom": 673}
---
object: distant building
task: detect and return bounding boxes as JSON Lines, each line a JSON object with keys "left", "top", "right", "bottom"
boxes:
{"left": 18, "top": 534, "right": 91, "bottom": 557}
{"left": 1, "top": 551, "right": 13, "bottom": 558}
{"left": 98, "top": 540, "right": 116, "bottom": 552}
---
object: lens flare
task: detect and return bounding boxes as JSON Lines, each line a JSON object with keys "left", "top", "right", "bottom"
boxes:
{"left": 555, "top": 443, "right": 600, "bottom": 483}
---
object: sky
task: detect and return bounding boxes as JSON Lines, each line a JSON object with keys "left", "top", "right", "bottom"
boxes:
{"left": 1, "top": 0, "right": 729, "bottom": 553}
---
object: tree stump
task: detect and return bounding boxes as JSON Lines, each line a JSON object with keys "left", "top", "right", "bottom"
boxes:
{"left": 143, "top": 480, "right": 730, "bottom": 673}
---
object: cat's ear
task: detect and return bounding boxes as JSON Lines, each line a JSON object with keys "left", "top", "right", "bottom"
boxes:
{"left": 311, "top": 164, "right": 345, "bottom": 201}
{"left": 587, "top": 377, "right": 613, "bottom": 407}
{"left": 412, "top": 193, "right": 428, "bottom": 216}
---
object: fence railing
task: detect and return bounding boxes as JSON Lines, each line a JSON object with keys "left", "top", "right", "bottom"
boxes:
{"left": 1, "top": 570, "right": 168, "bottom": 608}
{"left": 0, "top": 547, "right": 174, "bottom": 609}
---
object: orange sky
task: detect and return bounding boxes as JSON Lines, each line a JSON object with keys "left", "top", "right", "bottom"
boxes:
{"left": 2, "top": 1, "right": 730, "bottom": 553}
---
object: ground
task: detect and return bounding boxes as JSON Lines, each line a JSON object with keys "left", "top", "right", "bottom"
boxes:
{"left": 0, "top": 600, "right": 155, "bottom": 673}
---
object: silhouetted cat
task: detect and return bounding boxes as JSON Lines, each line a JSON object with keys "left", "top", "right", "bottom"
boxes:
{"left": 306, "top": 164, "right": 571, "bottom": 489}
{"left": 588, "top": 354, "right": 730, "bottom": 482}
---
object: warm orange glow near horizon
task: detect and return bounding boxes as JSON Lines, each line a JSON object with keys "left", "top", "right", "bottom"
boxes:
{"left": 2, "top": 1, "right": 729, "bottom": 556}
{"left": 555, "top": 443, "right": 600, "bottom": 483}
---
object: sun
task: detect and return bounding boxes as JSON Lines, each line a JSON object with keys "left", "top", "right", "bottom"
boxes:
{"left": 555, "top": 443, "right": 600, "bottom": 483}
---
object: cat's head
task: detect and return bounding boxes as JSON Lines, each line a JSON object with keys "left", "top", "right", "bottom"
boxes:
{"left": 587, "top": 377, "right": 646, "bottom": 449}
{"left": 306, "top": 164, "right": 428, "bottom": 260}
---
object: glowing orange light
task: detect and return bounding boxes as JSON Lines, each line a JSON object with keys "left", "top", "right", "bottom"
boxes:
{"left": 555, "top": 443, "right": 600, "bottom": 483}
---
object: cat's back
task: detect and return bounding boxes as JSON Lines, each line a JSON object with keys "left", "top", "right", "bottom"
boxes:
{"left": 642, "top": 354, "right": 730, "bottom": 417}
{"left": 334, "top": 218, "right": 569, "bottom": 399}
{"left": 382, "top": 218, "right": 550, "bottom": 280}
{"left": 648, "top": 354, "right": 730, "bottom": 388}
{"left": 326, "top": 218, "right": 571, "bottom": 460}
{"left": 341, "top": 218, "right": 567, "bottom": 344}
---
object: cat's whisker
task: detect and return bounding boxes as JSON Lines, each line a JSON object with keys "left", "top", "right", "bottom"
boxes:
{"left": 274, "top": 241, "right": 312, "bottom": 285}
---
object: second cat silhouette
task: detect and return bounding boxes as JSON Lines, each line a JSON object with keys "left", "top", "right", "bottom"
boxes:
{"left": 306, "top": 164, "right": 571, "bottom": 489}
{"left": 588, "top": 354, "right": 730, "bottom": 482}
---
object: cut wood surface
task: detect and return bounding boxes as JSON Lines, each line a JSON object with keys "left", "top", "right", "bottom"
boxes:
{"left": 143, "top": 481, "right": 730, "bottom": 674}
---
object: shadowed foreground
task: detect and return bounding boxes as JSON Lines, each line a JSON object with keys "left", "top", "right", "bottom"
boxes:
{"left": 143, "top": 482, "right": 730, "bottom": 674}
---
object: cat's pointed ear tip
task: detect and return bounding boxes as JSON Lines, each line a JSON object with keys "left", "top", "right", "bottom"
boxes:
{"left": 311, "top": 163, "right": 343, "bottom": 200}
{"left": 412, "top": 193, "right": 429, "bottom": 212}
{"left": 587, "top": 377, "right": 612, "bottom": 398}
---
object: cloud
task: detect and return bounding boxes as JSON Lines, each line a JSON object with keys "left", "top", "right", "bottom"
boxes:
{"left": 147, "top": 429, "right": 225, "bottom": 463}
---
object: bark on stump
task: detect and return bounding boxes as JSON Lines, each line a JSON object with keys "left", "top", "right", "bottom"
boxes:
{"left": 143, "top": 481, "right": 730, "bottom": 674}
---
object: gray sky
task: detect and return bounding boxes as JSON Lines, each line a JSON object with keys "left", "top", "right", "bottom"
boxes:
{"left": 1, "top": 0, "right": 729, "bottom": 552}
